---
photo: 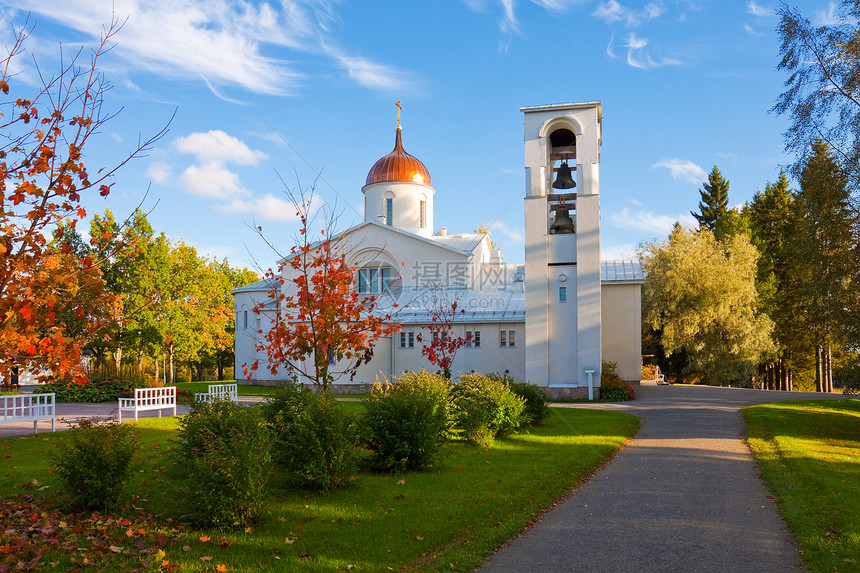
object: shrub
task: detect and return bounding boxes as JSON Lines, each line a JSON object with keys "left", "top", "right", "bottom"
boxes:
{"left": 600, "top": 361, "right": 633, "bottom": 401}
{"left": 451, "top": 373, "right": 526, "bottom": 444}
{"left": 263, "top": 385, "right": 358, "bottom": 490}
{"left": 641, "top": 364, "right": 659, "bottom": 380}
{"left": 170, "top": 401, "right": 274, "bottom": 528}
{"left": 35, "top": 365, "right": 155, "bottom": 403}
{"left": 362, "top": 370, "right": 452, "bottom": 473}
{"left": 50, "top": 418, "right": 138, "bottom": 511}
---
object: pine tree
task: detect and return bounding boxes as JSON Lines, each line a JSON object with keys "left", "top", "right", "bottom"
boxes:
{"left": 748, "top": 171, "right": 796, "bottom": 390}
{"left": 789, "top": 141, "right": 855, "bottom": 392}
{"left": 691, "top": 166, "right": 730, "bottom": 230}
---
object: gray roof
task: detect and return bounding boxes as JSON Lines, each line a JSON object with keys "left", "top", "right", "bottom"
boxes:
{"left": 429, "top": 233, "right": 486, "bottom": 254}
{"left": 601, "top": 260, "right": 644, "bottom": 283}
{"left": 232, "top": 277, "right": 279, "bottom": 295}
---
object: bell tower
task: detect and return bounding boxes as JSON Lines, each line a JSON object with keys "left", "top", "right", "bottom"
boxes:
{"left": 522, "top": 102, "right": 602, "bottom": 395}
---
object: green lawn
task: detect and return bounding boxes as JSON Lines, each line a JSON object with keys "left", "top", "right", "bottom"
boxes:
{"left": 744, "top": 400, "right": 860, "bottom": 573}
{"left": 0, "top": 406, "right": 638, "bottom": 572}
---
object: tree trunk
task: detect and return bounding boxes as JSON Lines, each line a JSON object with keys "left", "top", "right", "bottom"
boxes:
{"left": 114, "top": 346, "right": 123, "bottom": 369}
{"left": 169, "top": 344, "right": 175, "bottom": 385}
{"left": 217, "top": 355, "right": 224, "bottom": 381}
{"left": 826, "top": 344, "right": 833, "bottom": 392}
{"left": 154, "top": 355, "right": 159, "bottom": 384}
{"left": 815, "top": 345, "right": 824, "bottom": 392}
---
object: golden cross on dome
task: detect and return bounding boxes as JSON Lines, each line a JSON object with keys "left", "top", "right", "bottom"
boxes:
{"left": 396, "top": 99, "right": 402, "bottom": 130}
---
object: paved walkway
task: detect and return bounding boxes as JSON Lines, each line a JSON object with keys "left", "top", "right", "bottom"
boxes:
{"left": 481, "top": 383, "right": 849, "bottom": 573}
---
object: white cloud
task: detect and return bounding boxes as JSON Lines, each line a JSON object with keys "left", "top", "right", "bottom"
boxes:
{"left": 1, "top": 0, "right": 405, "bottom": 95}
{"left": 624, "top": 33, "right": 681, "bottom": 69}
{"left": 146, "top": 161, "right": 171, "bottom": 184}
{"left": 653, "top": 158, "right": 706, "bottom": 183}
{"left": 601, "top": 242, "right": 637, "bottom": 260}
{"left": 325, "top": 47, "right": 413, "bottom": 91}
{"left": 531, "top": 0, "right": 590, "bottom": 12}
{"left": 593, "top": 0, "right": 664, "bottom": 27}
{"left": 744, "top": 23, "right": 762, "bottom": 37}
{"left": 177, "top": 162, "right": 249, "bottom": 200}
{"left": 813, "top": 3, "right": 839, "bottom": 27}
{"left": 174, "top": 130, "right": 268, "bottom": 166}
{"left": 486, "top": 220, "right": 524, "bottom": 244}
{"left": 611, "top": 207, "right": 696, "bottom": 235}
{"left": 217, "top": 193, "right": 324, "bottom": 222}
{"left": 746, "top": 1, "right": 771, "bottom": 17}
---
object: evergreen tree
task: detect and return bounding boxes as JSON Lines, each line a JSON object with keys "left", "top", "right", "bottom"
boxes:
{"left": 748, "top": 171, "right": 796, "bottom": 390}
{"left": 788, "top": 141, "right": 856, "bottom": 392}
{"left": 691, "top": 166, "right": 730, "bottom": 230}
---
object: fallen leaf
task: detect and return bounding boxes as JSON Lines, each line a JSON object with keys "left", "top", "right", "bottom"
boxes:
{"left": 199, "top": 556, "right": 212, "bottom": 562}
{"left": 284, "top": 538, "right": 297, "bottom": 545}
{"left": 199, "top": 535, "right": 211, "bottom": 543}
{"left": 216, "top": 565, "right": 228, "bottom": 572}
{"left": 397, "top": 479, "right": 406, "bottom": 485}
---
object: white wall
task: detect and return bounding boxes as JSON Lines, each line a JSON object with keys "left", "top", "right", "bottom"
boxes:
{"left": 601, "top": 283, "right": 642, "bottom": 382}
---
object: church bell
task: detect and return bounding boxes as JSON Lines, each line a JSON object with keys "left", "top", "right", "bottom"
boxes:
{"left": 550, "top": 208, "right": 575, "bottom": 234}
{"left": 552, "top": 161, "right": 576, "bottom": 189}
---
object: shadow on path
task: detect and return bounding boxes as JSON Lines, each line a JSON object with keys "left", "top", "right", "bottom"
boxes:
{"left": 480, "top": 384, "right": 848, "bottom": 573}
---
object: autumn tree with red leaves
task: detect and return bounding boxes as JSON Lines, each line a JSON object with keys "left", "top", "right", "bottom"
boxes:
{"left": 0, "top": 21, "right": 166, "bottom": 384}
{"left": 247, "top": 186, "right": 397, "bottom": 390}
{"left": 416, "top": 291, "right": 470, "bottom": 379}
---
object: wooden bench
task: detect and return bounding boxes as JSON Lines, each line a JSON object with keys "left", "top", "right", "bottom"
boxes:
{"left": 194, "top": 383, "right": 238, "bottom": 404}
{"left": 0, "top": 393, "right": 55, "bottom": 433}
{"left": 118, "top": 387, "right": 176, "bottom": 422}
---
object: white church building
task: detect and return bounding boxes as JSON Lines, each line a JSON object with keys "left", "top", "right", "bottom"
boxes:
{"left": 234, "top": 102, "right": 644, "bottom": 398}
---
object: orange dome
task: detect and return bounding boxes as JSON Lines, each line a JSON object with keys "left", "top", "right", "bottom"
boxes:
{"left": 365, "top": 129, "right": 431, "bottom": 186}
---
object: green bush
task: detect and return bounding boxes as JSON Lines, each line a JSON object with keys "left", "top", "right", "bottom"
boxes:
{"left": 600, "top": 361, "right": 633, "bottom": 401}
{"left": 451, "top": 373, "right": 526, "bottom": 444}
{"left": 362, "top": 370, "right": 452, "bottom": 473}
{"left": 170, "top": 401, "right": 274, "bottom": 528}
{"left": 50, "top": 418, "right": 138, "bottom": 511}
{"left": 35, "top": 365, "right": 154, "bottom": 403}
{"left": 263, "top": 385, "right": 358, "bottom": 490}
{"left": 486, "top": 373, "right": 550, "bottom": 426}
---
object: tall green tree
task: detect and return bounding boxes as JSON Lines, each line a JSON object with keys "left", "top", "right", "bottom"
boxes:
{"left": 787, "top": 141, "right": 856, "bottom": 392}
{"left": 641, "top": 225, "right": 776, "bottom": 386}
{"left": 691, "top": 166, "right": 730, "bottom": 231}
{"left": 774, "top": 1, "right": 860, "bottom": 187}
{"left": 747, "top": 171, "right": 797, "bottom": 390}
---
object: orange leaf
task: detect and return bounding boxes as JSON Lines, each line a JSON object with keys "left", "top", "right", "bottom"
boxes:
{"left": 217, "top": 565, "right": 227, "bottom": 572}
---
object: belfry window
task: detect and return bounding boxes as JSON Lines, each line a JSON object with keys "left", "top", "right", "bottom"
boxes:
{"left": 419, "top": 200, "right": 426, "bottom": 228}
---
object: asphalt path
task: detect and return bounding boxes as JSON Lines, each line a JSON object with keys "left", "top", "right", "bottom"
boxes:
{"left": 480, "top": 383, "right": 849, "bottom": 573}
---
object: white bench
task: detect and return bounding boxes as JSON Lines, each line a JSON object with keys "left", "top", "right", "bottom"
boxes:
{"left": 118, "top": 387, "right": 176, "bottom": 422}
{"left": 0, "top": 393, "right": 55, "bottom": 433}
{"left": 194, "top": 383, "right": 238, "bottom": 404}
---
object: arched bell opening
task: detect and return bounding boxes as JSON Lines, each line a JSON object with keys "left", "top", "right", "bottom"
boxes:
{"left": 548, "top": 127, "right": 577, "bottom": 234}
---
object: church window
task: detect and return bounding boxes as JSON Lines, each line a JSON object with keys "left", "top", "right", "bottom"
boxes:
{"left": 500, "top": 330, "right": 506, "bottom": 347}
{"left": 559, "top": 286, "right": 567, "bottom": 302}
{"left": 400, "top": 331, "right": 415, "bottom": 348}
{"left": 358, "top": 267, "right": 392, "bottom": 294}
{"left": 508, "top": 330, "right": 516, "bottom": 347}
{"left": 243, "top": 310, "right": 248, "bottom": 329}
{"left": 386, "top": 198, "right": 393, "bottom": 226}
{"left": 419, "top": 200, "right": 426, "bottom": 228}
{"left": 500, "top": 329, "right": 515, "bottom": 347}
{"left": 466, "top": 330, "right": 481, "bottom": 348}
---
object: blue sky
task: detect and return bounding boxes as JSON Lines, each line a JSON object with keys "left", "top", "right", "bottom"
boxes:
{"left": 0, "top": 0, "right": 836, "bottom": 271}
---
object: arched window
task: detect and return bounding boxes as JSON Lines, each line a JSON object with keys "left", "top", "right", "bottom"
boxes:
{"left": 357, "top": 266, "right": 393, "bottom": 294}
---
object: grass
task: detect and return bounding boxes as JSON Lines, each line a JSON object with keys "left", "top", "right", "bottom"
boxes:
{"left": 0, "top": 405, "right": 637, "bottom": 572}
{"left": 744, "top": 400, "right": 860, "bottom": 573}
